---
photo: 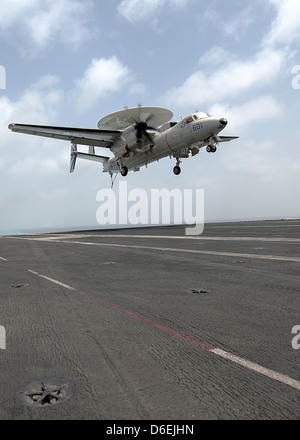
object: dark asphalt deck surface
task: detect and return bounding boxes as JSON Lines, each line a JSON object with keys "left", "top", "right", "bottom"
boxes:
{"left": 0, "top": 219, "right": 300, "bottom": 420}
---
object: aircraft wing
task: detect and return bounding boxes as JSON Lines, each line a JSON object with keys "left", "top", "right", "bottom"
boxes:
{"left": 8, "top": 123, "right": 121, "bottom": 148}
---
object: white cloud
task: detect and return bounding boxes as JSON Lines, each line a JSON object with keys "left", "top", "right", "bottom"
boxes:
{"left": 0, "top": 78, "right": 63, "bottom": 180}
{"left": 265, "top": 0, "right": 300, "bottom": 46}
{"left": 0, "top": 0, "right": 94, "bottom": 49}
{"left": 0, "top": 0, "right": 37, "bottom": 29}
{"left": 198, "top": 47, "right": 237, "bottom": 67}
{"left": 162, "top": 1, "right": 300, "bottom": 114}
{"left": 0, "top": 75, "right": 103, "bottom": 234}
{"left": 0, "top": 76, "right": 64, "bottom": 188}
{"left": 74, "top": 57, "right": 131, "bottom": 112}
{"left": 223, "top": 6, "right": 254, "bottom": 41}
{"left": 118, "top": 0, "right": 189, "bottom": 23}
{"left": 209, "top": 95, "right": 283, "bottom": 132}
{"left": 202, "top": 131, "right": 300, "bottom": 221}
{"left": 118, "top": 0, "right": 160, "bottom": 22}
{"left": 163, "top": 48, "right": 285, "bottom": 110}
{"left": 31, "top": 75, "right": 61, "bottom": 91}
{"left": 3, "top": 76, "right": 63, "bottom": 127}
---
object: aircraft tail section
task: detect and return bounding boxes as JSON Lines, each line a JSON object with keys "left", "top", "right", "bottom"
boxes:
{"left": 70, "top": 142, "right": 110, "bottom": 173}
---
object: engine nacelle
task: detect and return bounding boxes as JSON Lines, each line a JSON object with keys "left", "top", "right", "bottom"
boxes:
{"left": 177, "top": 148, "right": 190, "bottom": 159}
{"left": 112, "top": 125, "right": 156, "bottom": 157}
{"left": 111, "top": 144, "right": 131, "bottom": 157}
{"left": 190, "top": 146, "right": 200, "bottom": 156}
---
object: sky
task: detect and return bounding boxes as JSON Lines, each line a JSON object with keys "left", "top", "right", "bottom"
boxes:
{"left": 1, "top": 0, "right": 300, "bottom": 234}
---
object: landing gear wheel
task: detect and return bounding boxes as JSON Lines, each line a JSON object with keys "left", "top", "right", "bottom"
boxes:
{"left": 173, "top": 165, "right": 181, "bottom": 175}
{"left": 206, "top": 145, "right": 217, "bottom": 153}
{"left": 121, "top": 166, "right": 128, "bottom": 177}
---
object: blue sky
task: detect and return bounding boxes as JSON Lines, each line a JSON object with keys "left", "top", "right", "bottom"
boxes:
{"left": 1, "top": 0, "right": 300, "bottom": 234}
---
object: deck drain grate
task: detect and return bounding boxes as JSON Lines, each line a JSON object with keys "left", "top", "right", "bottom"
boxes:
{"left": 16, "top": 378, "right": 75, "bottom": 407}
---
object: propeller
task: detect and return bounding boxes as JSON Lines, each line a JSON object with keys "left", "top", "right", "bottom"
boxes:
{"left": 133, "top": 104, "right": 157, "bottom": 145}
{"left": 134, "top": 120, "right": 157, "bottom": 144}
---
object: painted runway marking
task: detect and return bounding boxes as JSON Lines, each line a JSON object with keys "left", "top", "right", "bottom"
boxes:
{"left": 211, "top": 349, "right": 300, "bottom": 391}
{"left": 1, "top": 255, "right": 300, "bottom": 392}
{"left": 10, "top": 234, "right": 300, "bottom": 243}
{"left": 54, "top": 239, "right": 300, "bottom": 263}
{"left": 97, "top": 234, "right": 300, "bottom": 243}
{"left": 92, "top": 234, "right": 300, "bottom": 243}
{"left": 8, "top": 235, "right": 300, "bottom": 262}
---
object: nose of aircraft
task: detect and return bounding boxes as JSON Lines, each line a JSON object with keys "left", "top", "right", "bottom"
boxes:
{"left": 219, "top": 118, "right": 228, "bottom": 126}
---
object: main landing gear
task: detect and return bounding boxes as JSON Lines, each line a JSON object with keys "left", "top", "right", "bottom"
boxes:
{"left": 206, "top": 144, "right": 217, "bottom": 153}
{"left": 110, "top": 164, "right": 128, "bottom": 188}
{"left": 120, "top": 166, "right": 128, "bottom": 177}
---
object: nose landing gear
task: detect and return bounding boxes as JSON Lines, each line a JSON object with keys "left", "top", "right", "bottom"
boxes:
{"left": 173, "top": 165, "right": 181, "bottom": 175}
{"left": 173, "top": 158, "right": 182, "bottom": 175}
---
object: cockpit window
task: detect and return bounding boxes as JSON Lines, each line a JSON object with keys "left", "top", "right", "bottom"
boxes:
{"left": 181, "top": 113, "right": 209, "bottom": 127}
{"left": 197, "top": 112, "right": 210, "bottom": 119}
{"left": 185, "top": 116, "right": 194, "bottom": 124}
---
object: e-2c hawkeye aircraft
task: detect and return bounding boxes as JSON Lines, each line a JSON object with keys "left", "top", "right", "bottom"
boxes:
{"left": 8, "top": 106, "right": 238, "bottom": 184}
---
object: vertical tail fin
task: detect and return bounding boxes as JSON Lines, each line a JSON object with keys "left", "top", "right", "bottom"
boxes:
{"left": 70, "top": 143, "right": 77, "bottom": 173}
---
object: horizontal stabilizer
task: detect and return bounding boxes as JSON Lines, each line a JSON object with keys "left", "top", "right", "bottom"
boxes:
{"left": 70, "top": 144, "right": 110, "bottom": 173}
{"left": 76, "top": 152, "right": 110, "bottom": 163}
{"left": 218, "top": 136, "right": 239, "bottom": 142}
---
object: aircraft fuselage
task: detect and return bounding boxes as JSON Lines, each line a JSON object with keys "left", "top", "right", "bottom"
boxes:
{"left": 104, "top": 114, "right": 227, "bottom": 174}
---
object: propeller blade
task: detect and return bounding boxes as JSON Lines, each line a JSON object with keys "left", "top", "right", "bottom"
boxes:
{"left": 134, "top": 120, "right": 157, "bottom": 144}
{"left": 143, "top": 130, "right": 153, "bottom": 143}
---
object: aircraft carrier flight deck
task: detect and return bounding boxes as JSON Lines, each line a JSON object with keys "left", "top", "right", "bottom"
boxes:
{"left": 0, "top": 219, "right": 300, "bottom": 420}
